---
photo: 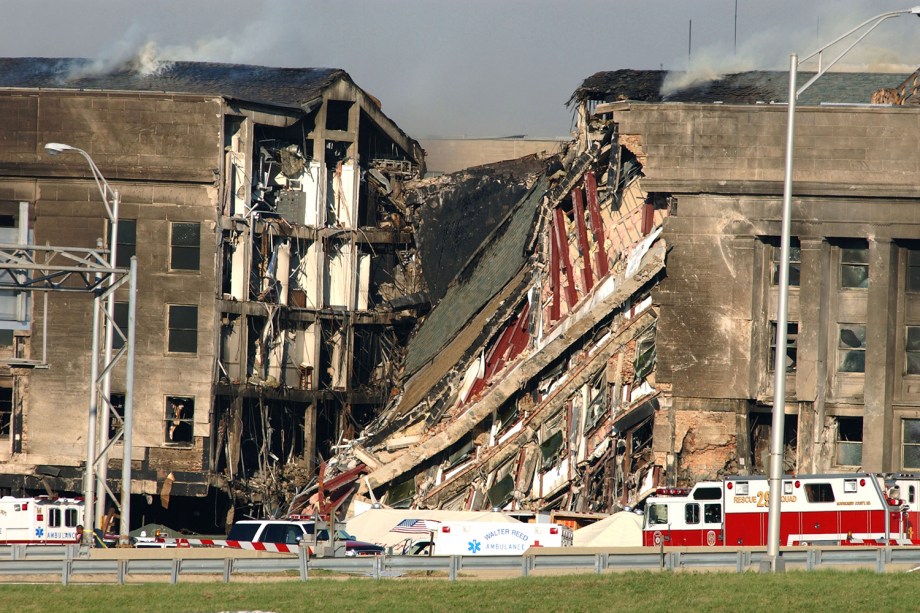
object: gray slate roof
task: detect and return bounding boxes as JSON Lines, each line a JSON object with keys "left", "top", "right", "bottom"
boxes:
{"left": 571, "top": 69, "right": 911, "bottom": 106}
{"left": 0, "top": 57, "right": 346, "bottom": 109}
{"left": 403, "top": 175, "right": 547, "bottom": 377}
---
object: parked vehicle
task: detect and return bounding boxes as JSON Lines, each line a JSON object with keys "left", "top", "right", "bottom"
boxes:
{"left": 427, "top": 521, "right": 573, "bottom": 556}
{"left": 0, "top": 496, "right": 84, "bottom": 544}
{"left": 642, "top": 473, "right": 920, "bottom": 547}
{"left": 222, "top": 518, "right": 384, "bottom": 556}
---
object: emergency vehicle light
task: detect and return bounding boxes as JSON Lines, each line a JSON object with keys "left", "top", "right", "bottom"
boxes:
{"left": 860, "top": 479, "right": 866, "bottom": 487}
{"left": 442, "top": 526, "right": 450, "bottom": 533}
{"left": 794, "top": 480, "right": 801, "bottom": 488}
{"left": 549, "top": 527, "right": 559, "bottom": 535}
{"left": 727, "top": 482, "right": 733, "bottom": 490}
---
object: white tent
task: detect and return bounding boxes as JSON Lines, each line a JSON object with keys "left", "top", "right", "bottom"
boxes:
{"left": 346, "top": 508, "right": 522, "bottom": 550}
{"left": 572, "top": 512, "right": 643, "bottom": 547}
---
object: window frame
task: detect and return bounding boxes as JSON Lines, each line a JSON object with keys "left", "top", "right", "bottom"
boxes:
{"left": 115, "top": 219, "right": 137, "bottom": 269}
{"left": 167, "top": 304, "right": 198, "bottom": 354}
{"left": 834, "top": 416, "right": 863, "bottom": 467}
{"left": 769, "top": 321, "right": 798, "bottom": 373}
{"left": 837, "top": 324, "right": 867, "bottom": 373}
{"left": 907, "top": 326, "right": 920, "bottom": 375}
{"left": 771, "top": 240, "right": 801, "bottom": 287}
{"left": 164, "top": 395, "right": 194, "bottom": 445}
{"left": 169, "top": 221, "right": 201, "bottom": 272}
{"left": 902, "top": 418, "right": 920, "bottom": 470}
{"left": 839, "top": 242, "right": 869, "bottom": 289}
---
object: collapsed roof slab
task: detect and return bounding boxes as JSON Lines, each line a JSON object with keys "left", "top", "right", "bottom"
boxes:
{"left": 362, "top": 238, "right": 666, "bottom": 494}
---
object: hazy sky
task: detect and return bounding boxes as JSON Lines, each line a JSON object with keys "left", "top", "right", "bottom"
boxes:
{"left": 4, "top": 1, "right": 920, "bottom": 138}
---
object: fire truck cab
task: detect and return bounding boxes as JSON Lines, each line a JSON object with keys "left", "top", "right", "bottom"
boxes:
{"left": 643, "top": 481, "right": 724, "bottom": 547}
{"left": 0, "top": 496, "right": 84, "bottom": 544}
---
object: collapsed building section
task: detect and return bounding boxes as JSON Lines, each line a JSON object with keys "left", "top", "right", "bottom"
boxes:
{"left": 0, "top": 58, "right": 424, "bottom": 530}
{"left": 325, "top": 104, "right": 670, "bottom": 515}
{"left": 329, "top": 67, "right": 920, "bottom": 518}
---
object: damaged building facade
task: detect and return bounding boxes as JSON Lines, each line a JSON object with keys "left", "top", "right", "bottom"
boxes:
{"left": 0, "top": 58, "right": 424, "bottom": 529}
{"left": 334, "top": 68, "right": 920, "bottom": 517}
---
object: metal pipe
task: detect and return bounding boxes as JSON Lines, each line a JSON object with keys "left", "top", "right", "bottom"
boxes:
{"left": 119, "top": 257, "right": 137, "bottom": 546}
{"left": 96, "top": 188, "right": 118, "bottom": 529}
{"left": 84, "top": 286, "right": 102, "bottom": 546}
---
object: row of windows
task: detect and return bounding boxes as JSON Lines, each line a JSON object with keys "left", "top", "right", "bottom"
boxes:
{"left": 772, "top": 241, "right": 920, "bottom": 293}
{"left": 116, "top": 220, "right": 200, "bottom": 272}
{"left": 769, "top": 321, "right": 920, "bottom": 375}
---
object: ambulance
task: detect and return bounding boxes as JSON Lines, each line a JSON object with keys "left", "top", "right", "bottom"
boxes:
{"left": 429, "top": 521, "right": 573, "bottom": 556}
{"left": 0, "top": 496, "right": 84, "bottom": 544}
{"left": 642, "top": 473, "right": 920, "bottom": 547}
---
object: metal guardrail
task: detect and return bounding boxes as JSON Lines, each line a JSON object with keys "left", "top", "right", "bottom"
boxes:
{"left": 0, "top": 545, "right": 919, "bottom": 584}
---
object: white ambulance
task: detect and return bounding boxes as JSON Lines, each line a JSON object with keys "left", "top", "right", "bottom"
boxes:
{"left": 0, "top": 496, "right": 84, "bottom": 544}
{"left": 430, "top": 521, "right": 573, "bottom": 556}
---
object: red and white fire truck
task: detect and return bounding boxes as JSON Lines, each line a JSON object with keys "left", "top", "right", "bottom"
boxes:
{"left": 642, "top": 473, "right": 920, "bottom": 547}
{"left": 0, "top": 496, "right": 84, "bottom": 545}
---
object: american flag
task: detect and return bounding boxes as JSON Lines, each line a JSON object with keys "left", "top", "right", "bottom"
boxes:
{"left": 391, "top": 519, "right": 440, "bottom": 534}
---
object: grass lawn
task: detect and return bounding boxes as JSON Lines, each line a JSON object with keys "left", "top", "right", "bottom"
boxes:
{"left": 0, "top": 570, "right": 915, "bottom": 612}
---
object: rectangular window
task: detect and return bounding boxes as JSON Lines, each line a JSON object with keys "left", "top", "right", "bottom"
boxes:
{"left": 909, "top": 248, "right": 920, "bottom": 292}
{"left": 112, "top": 302, "right": 129, "bottom": 350}
{"left": 648, "top": 503, "right": 668, "bottom": 525}
{"left": 908, "top": 326, "right": 920, "bottom": 375}
{"left": 0, "top": 388, "right": 10, "bottom": 438}
{"left": 170, "top": 222, "right": 200, "bottom": 271}
{"left": 65, "top": 508, "right": 78, "bottom": 527}
{"left": 840, "top": 242, "right": 869, "bottom": 289}
{"left": 107, "top": 393, "right": 125, "bottom": 440}
{"left": 769, "top": 321, "right": 798, "bottom": 373}
{"left": 165, "top": 396, "right": 194, "bottom": 444}
{"left": 804, "top": 483, "right": 835, "bottom": 503}
{"left": 685, "top": 503, "right": 700, "bottom": 525}
{"left": 168, "top": 305, "right": 198, "bottom": 353}
{"left": 115, "top": 219, "right": 136, "bottom": 268}
{"left": 771, "top": 241, "right": 801, "bottom": 287}
{"left": 835, "top": 416, "right": 863, "bottom": 466}
{"left": 838, "top": 324, "right": 867, "bottom": 373}
{"left": 49, "top": 508, "right": 61, "bottom": 528}
{"left": 903, "top": 419, "right": 920, "bottom": 470}
{"left": 703, "top": 503, "right": 722, "bottom": 524}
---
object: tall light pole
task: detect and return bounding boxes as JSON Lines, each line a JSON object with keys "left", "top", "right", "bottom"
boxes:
{"left": 767, "top": 6, "right": 920, "bottom": 572}
{"left": 44, "top": 142, "right": 123, "bottom": 545}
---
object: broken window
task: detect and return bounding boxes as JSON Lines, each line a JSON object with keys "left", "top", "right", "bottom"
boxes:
{"left": 771, "top": 239, "right": 801, "bottom": 287}
{"left": 540, "top": 429, "right": 564, "bottom": 471}
{"left": 165, "top": 396, "right": 194, "bottom": 444}
{"left": 446, "top": 437, "right": 474, "bottom": 468}
{"left": 170, "top": 222, "right": 201, "bottom": 271}
{"left": 835, "top": 416, "right": 863, "bottom": 466}
{"left": 633, "top": 322, "right": 657, "bottom": 382}
{"left": 0, "top": 387, "right": 10, "bottom": 438}
{"left": 107, "top": 392, "right": 125, "bottom": 440}
{"left": 583, "top": 369, "right": 608, "bottom": 434}
{"left": 496, "top": 400, "right": 519, "bottom": 435}
{"left": 839, "top": 241, "right": 869, "bottom": 289}
{"left": 837, "top": 324, "right": 866, "bottom": 373}
{"left": 168, "top": 305, "right": 198, "bottom": 354}
{"left": 908, "top": 248, "right": 920, "bottom": 292}
{"left": 487, "top": 462, "right": 516, "bottom": 509}
{"left": 685, "top": 503, "right": 700, "bottom": 524}
{"left": 387, "top": 475, "right": 416, "bottom": 508}
{"left": 116, "top": 219, "right": 136, "bottom": 268}
{"left": 325, "top": 100, "right": 353, "bottom": 132}
{"left": 804, "top": 483, "right": 835, "bottom": 503}
{"left": 907, "top": 326, "right": 920, "bottom": 375}
{"left": 903, "top": 419, "right": 920, "bottom": 470}
{"left": 769, "top": 321, "right": 798, "bottom": 373}
{"left": 112, "top": 301, "right": 129, "bottom": 350}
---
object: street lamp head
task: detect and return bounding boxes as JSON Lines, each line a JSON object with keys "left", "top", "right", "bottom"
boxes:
{"left": 44, "top": 142, "right": 76, "bottom": 156}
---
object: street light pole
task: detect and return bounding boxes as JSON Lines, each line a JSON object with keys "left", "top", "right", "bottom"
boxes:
{"left": 767, "top": 6, "right": 920, "bottom": 572}
{"left": 44, "top": 143, "right": 123, "bottom": 545}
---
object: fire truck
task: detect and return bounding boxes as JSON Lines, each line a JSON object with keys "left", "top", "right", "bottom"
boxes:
{"left": 642, "top": 473, "right": 920, "bottom": 547}
{"left": 0, "top": 496, "right": 84, "bottom": 544}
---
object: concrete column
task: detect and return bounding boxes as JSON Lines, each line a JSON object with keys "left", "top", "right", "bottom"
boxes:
{"left": 795, "top": 238, "right": 829, "bottom": 472}
{"left": 863, "top": 238, "right": 898, "bottom": 472}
